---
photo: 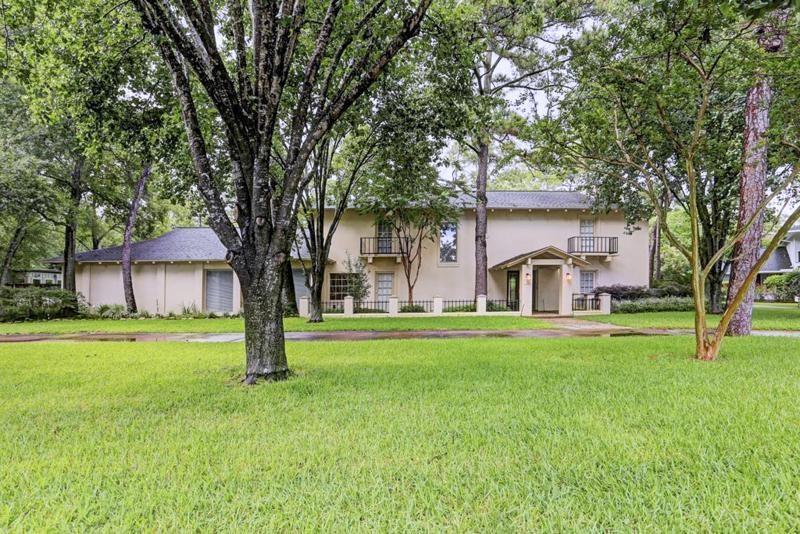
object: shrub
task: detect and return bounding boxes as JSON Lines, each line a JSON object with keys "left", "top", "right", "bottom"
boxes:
{"left": 400, "top": 304, "right": 426, "bottom": 313}
{"left": 487, "top": 301, "right": 511, "bottom": 312}
{"left": 613, "top": 296, "right": 695, "bottom": 314}
{"left": 649, "top": 281, "right": 692, "bottom": 298}
{"left": 443, "top": 303, "right": 476, "bottom": 313}
{"left": 0, "top": 287, "right": 81, "bottom": 322}
{"left": 595, "top": 285, "right": 650, "bottom": 301}
{"left": 763, "top": 271, "right": 800, "bottom": 302}
{"left": 98, "top": 303, "right": 128, "bottom": 319}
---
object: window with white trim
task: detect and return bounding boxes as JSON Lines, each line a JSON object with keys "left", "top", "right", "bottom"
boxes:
{"left": 580, "top": 271, "right": 596, "bottom": 294}
{"left": 579, "top": 219, "right": 594, "bottom": 236}
{"left": 329, "top": 273, "right": 358, "bottom": 301}
{"left": 439, "top": 222, "right": 457, "bottom": 263}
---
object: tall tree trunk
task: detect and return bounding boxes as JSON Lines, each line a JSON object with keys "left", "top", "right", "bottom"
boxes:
{"left": 727, "top": 12, "right": 786, "bottom": 336}
{"left": 122, "top": 164, "right": 151, "bottom": 314}
{"left": 62, "top": 156, "right": 84, "bottom": 293}
{"left": 708, "top": 270, "right": 725, "bottom": 314}
{"left": 308, "top": 266, "right": 325, "bottom": 323}
{"left": 281, "top": 259, "right": 299, "bottom": 316}
{"left": 649, "top": 218, "right": 661, "bottom": 286}
{"left": 474, "top": 140, "right": 489, "bottom": 298}
{"left": 242, "top": 256, "right": 289, "bottom": 384}
{"left": 1, "top": 225, "right": 27, "bottom": 286}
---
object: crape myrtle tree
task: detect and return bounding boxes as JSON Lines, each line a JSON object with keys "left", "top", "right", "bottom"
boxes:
{"left": 448, "top": 0, "right": 591, "bottom": 299}
{"left": 357, "top": 134, "right": 463, "bottom": 303}
{"left": 129, "top": 0, "right": 434, "bottom": 383}
{"left": 540, "top": 1, "right": 800, "bottom": 360}
{"left": 296, "top": 34, "right": 470, "bottom": 322}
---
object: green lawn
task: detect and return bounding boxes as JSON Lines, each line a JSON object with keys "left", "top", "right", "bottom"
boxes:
{"left": 2, "top": 336, "right": 800, "bottom": 530}
{"left": 0, "top": 314, "right": 548, "bottom": 335}
{"left": 584, "top": 302, "right": 800, "bottom": 330}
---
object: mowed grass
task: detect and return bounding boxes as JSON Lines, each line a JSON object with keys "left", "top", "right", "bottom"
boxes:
{"left": 2, "top": 337, "right": 800, "bottom": 530}
{"left": 584, "top": 302, "right": 800, "bottom": 330}
{"left": 0, "top": 314, "right": 548, "bottom": 335}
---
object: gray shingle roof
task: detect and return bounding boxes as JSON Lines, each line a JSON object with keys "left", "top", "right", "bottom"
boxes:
{"left": 454, "top": 190, "right": 593, "bottom": 210}
{"left": 55, "top": 227, "right": 314, "bottom": 264}
{"left": 760, "top": 246, "right": 793, "bottom": 273}
{"left": 70, "top": 227, "right": 228, "bottom": 263}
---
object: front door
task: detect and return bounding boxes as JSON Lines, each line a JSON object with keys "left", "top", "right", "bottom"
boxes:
{"left": 507, "top": 270, "right": 519, "bottom": 310}
{"left": 376, "top": 272, "right": 393, "bottom": 302}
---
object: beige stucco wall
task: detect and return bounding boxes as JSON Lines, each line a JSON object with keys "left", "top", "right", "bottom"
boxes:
{"left": 76, "top": 261, "right": 241, "bottom": 314}
{"left": 76, "top": 207, "right": 648, "bottom": 312}
{"left": 322, "top": 208, "right": 649, "bottom": 302}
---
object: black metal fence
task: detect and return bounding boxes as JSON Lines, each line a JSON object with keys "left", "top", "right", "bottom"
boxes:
{"left": 354, "top": 300, "right": 389, "bottom": 313}
{"left": 572, "top": 293, "right": 601, "bottom": 311}
{"left": 321, "top": 300, "right": 344, "bottom": 313}
{"left": 567, "top": 236, "right": 619, "bottom": 255}
{"left": 398, "top": 300, "right": 433, "bottom": 313}
{"left": 487, "top": 299, "right": 520, "bottom": 312}
{"left": 359, "top": 237, "right": 409, "bottom": 255}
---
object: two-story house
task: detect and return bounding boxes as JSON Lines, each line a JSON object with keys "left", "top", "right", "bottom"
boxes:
{"left": 55, "top": 191, "right": 649, "bottom": 316}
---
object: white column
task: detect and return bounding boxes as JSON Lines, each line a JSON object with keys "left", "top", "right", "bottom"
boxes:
{"left": 558, "top": 265, "right": 574, "bottom": 316}
{"left": 520, "top": 264, "right": 534, "bottom": 316}
{"left": 433, "top": 297, "right": 443, "bottom": 315}
{"left": 298, "top": 296, "right": 310, "bottom": 318}
{"left": 599, "top": 293, "right": 612, "bottom": 315}
{"left": 388, "top": 296, "right": 399, "bottom": 316}
{"left": 476, "top": 294, "right": 487, "bottom": 314}
{"left": 343, "top": 296, "right": 354, "bottom": 315}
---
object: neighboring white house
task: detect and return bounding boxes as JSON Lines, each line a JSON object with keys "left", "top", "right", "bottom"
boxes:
{"left": 52, "top": 191, "right": 650, "bottom": 316}
{"left": 12, "top": 269, "right": 62, "bottom": 286}
{"left": 757, "top": 224, "right": 800, "bottom": 283}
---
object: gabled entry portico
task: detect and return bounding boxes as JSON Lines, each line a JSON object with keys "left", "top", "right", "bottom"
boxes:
{"left": 491, "top": 246, "right": 591, "bottom": 316}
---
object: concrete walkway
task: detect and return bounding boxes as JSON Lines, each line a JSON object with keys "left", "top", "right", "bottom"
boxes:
{"left": 2, "top": 319, "right": 799, "bottom": 343}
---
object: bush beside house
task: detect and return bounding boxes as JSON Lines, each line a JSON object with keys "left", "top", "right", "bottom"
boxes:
{"left": 0, "top": 287, "right": 81, "bottom": 321}
{"left": 761, "top": 271, "right": 800, "bottom": 302}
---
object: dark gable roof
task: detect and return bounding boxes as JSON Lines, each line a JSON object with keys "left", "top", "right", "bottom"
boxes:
{"left": 59, "top": 227, "right": 314, "bottom": 264}
{"left": 72, "top": 227, "right": 228, "bottom": 263}
{"left": 454, "top": 190, "right": 593, "bottom": 210}
{"left": 760, "top": 246, "right": 792, "bottom": 273}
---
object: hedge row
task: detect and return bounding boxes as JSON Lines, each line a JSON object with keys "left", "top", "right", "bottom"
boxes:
{"left": 0, "top": 287, "right": 81, "bottom": 322}
{"left": 613, "top": 296, "right": 695, "bottom": 314}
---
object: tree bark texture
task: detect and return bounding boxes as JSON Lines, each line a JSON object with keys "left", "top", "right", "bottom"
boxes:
{"left": 726, "top": 14, "right": 786, "bottom": 336}
{"left": 243, "top": 257, "right": 289, "bottom": 384}
{"left": 649, "top": 218, "right": 660, "bottom": 286}
{"left": 1, "top": 225, "right": 26, "bottom": 286}
{"left": 474, "top": 140, "right": 489, "bottom": 298}
{"left": 122, "top": 164, "right": 151, "bottom": 314}
{"left": 62, "top": 156, "right": 84, "bottom": 293}
{"left": 726, "top": 79, "right": 770, "bottom": 333}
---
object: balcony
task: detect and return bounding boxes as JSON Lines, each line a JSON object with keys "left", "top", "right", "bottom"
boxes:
{"left": 360, "top": 237, "right": 408, "bottom": 257}
{"left": 567, "top": 236, "right": 619, "bottom": 256}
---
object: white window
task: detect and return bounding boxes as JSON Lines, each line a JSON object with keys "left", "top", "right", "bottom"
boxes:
{"left": 580, "top": 219, "right": 594, "bottom": 236}
{"left": 375, "top": 272, "right": 394, "bottom": 302}
{"left": 580, "top": 271, "right": 596, "bottom": 294}
{"left": 439, "top": 222, "right": 457, "bottom": 263}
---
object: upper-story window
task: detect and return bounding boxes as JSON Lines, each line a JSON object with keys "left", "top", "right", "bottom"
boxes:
{"left": 580, "top": 218, "right": 594, "bottom": 236}
{"left": 376, "top": 221, "right": 393, "bottom": 254}
{"left": 439, "top": 222, "right": 457, "bottom": 263}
